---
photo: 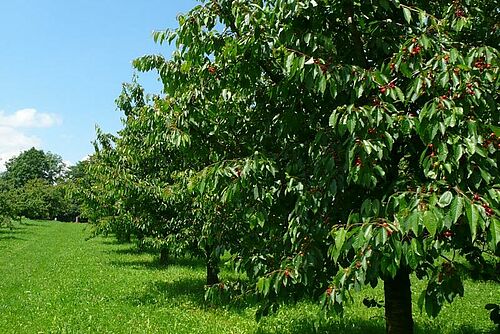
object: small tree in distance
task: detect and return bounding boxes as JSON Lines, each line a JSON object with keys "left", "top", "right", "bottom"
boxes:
{"left": 3, "top": 147, "right": 65, "bottom": 188}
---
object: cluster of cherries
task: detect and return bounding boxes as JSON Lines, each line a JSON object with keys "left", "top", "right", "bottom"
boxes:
{"left": 379, "top": 81, "right": 396, "bottom": 94}
{"left": 455, "top": 8, "right": 465, "bottom": 18}
{"left": 473, "top": 57, "right": 491, "bottom": 71}
{"left": 314, "top": 59, "right": 330, "bottom": 74}
{"left": 483, "top": 132, "right": 500, "bottom": 150}
{"left": 473, "top": 193, "right": 494, "bottom": 217}
{"left": 208, "top": 65, "right": 217, "bottom": 75}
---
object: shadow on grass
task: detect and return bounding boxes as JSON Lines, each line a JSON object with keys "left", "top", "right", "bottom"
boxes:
{"left": 125, "top": 277, "right": 207, "bottom": 307}
{"left": 255, "top": 315, "right": 494, "bottom": 334}
{"left": 415, "top": 324, "right": 496, "bottom": 334}
{"left": 0, "top": 224, "right": 31, "bottom": 241}
{"left": 99, "top": 239, "right": 130, "bottom": 245}
{"left": 19, "top": 219, "right": 46, "bottom": 226}
{"left": 112, "top": 247, "right": 154, "bottom": 255}
{"left": 256, "top": 315, "right": 386, "bottom": 334}
{"left": 109, "top": 255, "right": 205, "bottom": 271}
{"left": 0, "top": 235, "right": 28, "bottom": 241}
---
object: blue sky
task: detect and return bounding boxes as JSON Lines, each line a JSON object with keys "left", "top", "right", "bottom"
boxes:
{"left": 0, "top": 0, "right": 199, "bottom": 168}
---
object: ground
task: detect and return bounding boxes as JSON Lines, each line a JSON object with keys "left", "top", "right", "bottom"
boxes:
{"left": 0, "top": 220, "right": 498, "bottom": 333}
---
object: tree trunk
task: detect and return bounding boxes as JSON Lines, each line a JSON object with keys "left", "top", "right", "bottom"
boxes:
{"left": 384, "top": 267, "right": 414, "bottom": 334}
{"left": 205, "top": 245, "right": 220, "bottom": 285}
{"left": 159, "top": 247, "right": 169, "bottom": 266}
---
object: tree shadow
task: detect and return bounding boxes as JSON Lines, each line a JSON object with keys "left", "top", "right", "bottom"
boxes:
{"left": 99, "top": 239, "right": 129, "bottom": 245}
{"left": 256, "top": 315, "right": 495, "bottom": 334}
{"left": 112, "top": 247, "right": 156, "bottom": 255}
{"left": 256, "top": 316, "right": 386, "bottom": 334}
{"left": 415, "top": 323, "right": 498, "bottom": 334}
{"left": 0, "top": 224, "right": 31, "bottom": 240}
{"left": 124, "top": 277, "right": 207, "bottom": 308}
{"left": 21, "top": 220, "right": 51, "bottom": 228}
{"left": 0, "top": 235, "right": 28, "bottom": 242}
{"left": 108, "top": 256, "right": 205, "bottom": 271}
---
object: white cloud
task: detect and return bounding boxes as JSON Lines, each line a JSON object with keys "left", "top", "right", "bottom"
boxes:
{"left": 0, "top": 126, "right": 41, "bottom": 170}
{"left": 0, "top": 108, "right": 62, "bottom": 128}
{"left": 0, "top": 108, "right": 62, "bottom": 171}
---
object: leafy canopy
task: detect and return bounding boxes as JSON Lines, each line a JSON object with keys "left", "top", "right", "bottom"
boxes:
{"left": 86, "top": 0, "right": 499, "bottom": 326}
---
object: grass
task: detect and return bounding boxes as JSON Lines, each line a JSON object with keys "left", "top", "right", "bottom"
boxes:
{"left": 0, "top": 220, "right": 498, "bottom": 333}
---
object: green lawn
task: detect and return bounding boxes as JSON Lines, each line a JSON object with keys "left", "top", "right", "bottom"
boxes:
{"left": 0, "top": 220, "right": 498, "bottom": 333}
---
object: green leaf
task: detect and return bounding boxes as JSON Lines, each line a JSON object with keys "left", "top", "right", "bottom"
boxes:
{"left": 423, "top": 210, "right": 437, "bottom": 236}
{"left": 318, "top": 75, "right": 327, "bottom": 94}
{"left": 286, "top": 53, "right": 294, "bottom": 73}
{"left": 406, "top": 243, "right": 418, "bottom": 269}
{"left": 408, "top": 211, "right": 421, "bottom": 235}
{"left": 449, "top": 196, "right": 463, "bottom": 224}
{"left": 465, "top": 202, "right": 479, "bottom": 241}
{"left": 395, "top": 87, "right": 405, "bottom": 103}
{"left": 439, "top": 72, "right": 449, "bottom": 88}
{"left": 425, "top": 290, "right": 442, "bottom": 318}
{"left": 403, "top": 7, "right": 412, "bottom": 24}
{"left": 264, "top": 277, "right": 271, "bottom": 296}
{"left": 253, "top": 185, "right": 259, "bottom": 200}
{"left": 487, "top": 218, "right": 500, "bottom": 252}
{"left": 438, "top": 191, "right": 453, "bottom": 208}
{"left": 331, "top": 228, "right": 347, "bottom": 262}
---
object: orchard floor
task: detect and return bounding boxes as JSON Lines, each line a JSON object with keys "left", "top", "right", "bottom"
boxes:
{"left": 0, "top": 220, "right": 498, "bottom": 334}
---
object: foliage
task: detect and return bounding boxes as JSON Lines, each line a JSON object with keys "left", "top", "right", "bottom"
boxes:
{"left": 0, "top": 148, "right": 82, "bottom": 221}
{"left": 3, "top": 147, "right": 65, "bottom": 188}
{"left": 485, "top": 303, "right": 500, "bottom": 327}
{"left": 85, "top": 0, "right": 499, "bottom": 331}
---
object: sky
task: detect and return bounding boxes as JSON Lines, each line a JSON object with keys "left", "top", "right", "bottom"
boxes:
{"left": 0, "top": 0, "right": 199, "bottom": 169}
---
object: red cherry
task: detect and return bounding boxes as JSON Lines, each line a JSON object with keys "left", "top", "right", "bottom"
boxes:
{"left": 486, "top": 208, "right": 494, "bottom": 217}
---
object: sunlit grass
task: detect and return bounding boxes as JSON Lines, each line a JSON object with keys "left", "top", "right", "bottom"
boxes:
{"left": 0, "top": 220, "right": 498, "bottom": 333}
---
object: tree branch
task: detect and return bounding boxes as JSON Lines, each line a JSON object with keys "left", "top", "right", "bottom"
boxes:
{"left": 343, "top": 1, "right": 368, "bottom": 68}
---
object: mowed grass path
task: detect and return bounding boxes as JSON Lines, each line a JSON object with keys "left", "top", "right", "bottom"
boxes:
{"left": 0, "top": 220, "right": 498, "bottom": 334}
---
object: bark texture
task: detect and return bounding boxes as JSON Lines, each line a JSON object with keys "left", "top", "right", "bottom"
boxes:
{"left": 159, "top": 247, "right": 169, "bottom": 266}
{"left": 384, "top": 267, "right": 414, "bottom": 334}
{"left": 205, "top": 245, "right": 220, "bottom": 285}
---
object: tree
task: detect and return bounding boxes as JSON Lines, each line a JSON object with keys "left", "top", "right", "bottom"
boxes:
{"left": 88, "top": 1, "right": 499, "bottom": 332}
{"left": 3, "top": 148, "right": 65, "bottom": 188}
{"left": 0, "top": 149, "right": 82, "bottom": 222}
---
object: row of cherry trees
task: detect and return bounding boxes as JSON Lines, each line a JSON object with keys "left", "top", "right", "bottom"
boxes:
{"left": 81, "top": 1, "right": 499, "bottom": 333}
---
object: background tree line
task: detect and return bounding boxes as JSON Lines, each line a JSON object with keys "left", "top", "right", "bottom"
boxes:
{"left": 0, "top": 147, "right": 84, "bottom": 224}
